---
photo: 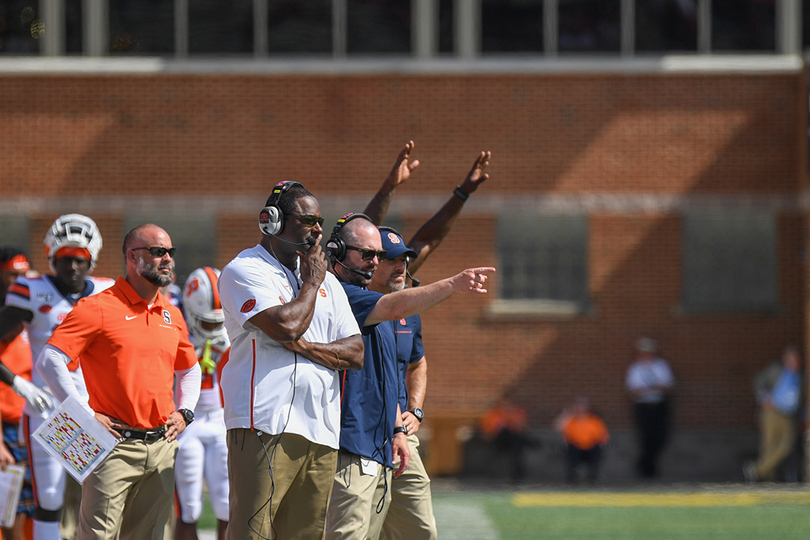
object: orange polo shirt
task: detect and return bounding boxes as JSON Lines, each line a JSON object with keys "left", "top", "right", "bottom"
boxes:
{"left": 47, "top": 277, "right": 197, "bottom": 429}
{"left": 480, "top": 405, "right": 528, "bottom": 440}
{"left": 0, "top": 330, "right": 32, "bottom": 424}
{"left": 562, "top": 413, "right": 610, "bottom": 451}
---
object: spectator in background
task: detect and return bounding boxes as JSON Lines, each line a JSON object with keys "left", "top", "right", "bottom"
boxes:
{"left": 744, "top": 345, "right": 804, "bottom": 483}
{"left": 625, "top": 337, "right": 675, "bottom": 479}
{"left": 0, "top": 248, "right": 35, "bottom": 540}
{"left": 479, "top": 396, "right": 528, "bottom": 483}
{"left": 554, "top": 395, "right": 609, "bottom": 484}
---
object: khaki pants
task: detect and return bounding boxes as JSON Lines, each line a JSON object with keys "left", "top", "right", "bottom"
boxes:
{"left": 755, "top": 406, "right": 796, "bottom": 480}
{"left": 60, "top": 475, "right": 82, "bottom": 540}
{"left": 78, "top": 437, "right": 177, "bottom": 540}
{"left": 326, "top": 452, "right": 392, "bottom": 540}
{"left": 226, "top": 429, "right": 337, "bottom": 540}
{"left": 382, "top": 435, "right": 437, "bottom": 540}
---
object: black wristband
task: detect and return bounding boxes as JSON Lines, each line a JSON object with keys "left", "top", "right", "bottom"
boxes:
{"left": 453, "top": 186, "right": 469, "bottom": 201}
{"left": 393, "top": 426, "right": 408, "bottom": 436}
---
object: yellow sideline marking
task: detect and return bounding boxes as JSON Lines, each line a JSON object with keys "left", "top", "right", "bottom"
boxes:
{"left": 513, "top": 492, "right": 810, "bottom": 508}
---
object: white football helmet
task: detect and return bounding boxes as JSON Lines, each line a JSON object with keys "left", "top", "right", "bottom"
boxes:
{"left": 182, "top": 267, "right": 227, "bottom": 342}
{"left": 44, "top": 213, "right": 103, "bottom": 272}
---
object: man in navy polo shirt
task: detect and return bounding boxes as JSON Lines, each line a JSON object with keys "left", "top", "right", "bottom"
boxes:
{"left": 325, "top": 212, "right": 494, "bottom": 540}
{"left": 363, "top": 141, "right": 493, "bottom": 540}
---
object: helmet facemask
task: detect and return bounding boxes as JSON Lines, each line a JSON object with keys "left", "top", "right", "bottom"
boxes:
{"left": 44, "top": 214, "right": 103, "bottom": 272}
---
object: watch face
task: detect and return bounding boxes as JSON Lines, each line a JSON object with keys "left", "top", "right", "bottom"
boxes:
{"left": 411, "top": 408, "right": 424, "bottom": 421}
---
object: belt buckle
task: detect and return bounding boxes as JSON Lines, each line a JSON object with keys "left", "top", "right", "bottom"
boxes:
{"left": 146, "top": 426, "right": 166, "bottom": 442}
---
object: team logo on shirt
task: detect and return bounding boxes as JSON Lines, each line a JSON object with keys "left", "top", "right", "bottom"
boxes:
{"left": 39, "top": 305, "right": 53, "bottom": 313}
{"left": 163, "top": 310, "right": 172, "bottom": 324}
{"left": 399, "top": 319, "right": 406, "bottom": 325}
{"left": 241, "top": 299, "right": 256, "bottom": 313}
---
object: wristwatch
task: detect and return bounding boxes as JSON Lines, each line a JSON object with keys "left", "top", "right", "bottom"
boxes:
{"left": 393, "top": 426, "right": 408, "bottom": 436}
{"left": 408, "top": 407, "right": 424, "bottom": 423}
{"left": 178, "top": 408, "right": 195, "bottom": 426}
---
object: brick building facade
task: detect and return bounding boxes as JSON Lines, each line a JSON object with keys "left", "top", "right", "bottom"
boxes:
{"left": 1, "top": 60, "right": 806, "bottom": 480}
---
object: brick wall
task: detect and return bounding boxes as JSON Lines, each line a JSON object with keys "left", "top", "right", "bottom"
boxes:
{"left": 1, "top": 71, "right": 805, "bottom": 435}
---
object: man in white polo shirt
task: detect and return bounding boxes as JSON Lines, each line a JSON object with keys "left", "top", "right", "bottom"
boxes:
{"left": 218, "top": 181, "right": 363, "bottom": 540}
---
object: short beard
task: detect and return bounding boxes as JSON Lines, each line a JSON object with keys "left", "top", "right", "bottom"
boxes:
{"left": 138, "top": 259, "right": 173, "bottom": 287}
{"left": 388, "top": 279, "right": 405, "bottom": 292}
{"left": 346, "top": 271, "right": 370, "bottom": 288}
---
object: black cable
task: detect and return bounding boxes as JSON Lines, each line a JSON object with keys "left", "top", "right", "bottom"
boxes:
{"left": 247, "top": 242, "right": 300, "bottom": 539}
{"left": 373, "top": 322, "right": 393, "bottom": 514}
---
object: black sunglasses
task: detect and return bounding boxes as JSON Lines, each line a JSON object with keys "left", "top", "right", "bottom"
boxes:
{"left": 131, "top": 247, "right": 176, "bottom": 258}
{"left": 345, "top": 246, "right": 387, "bottom": 262}
{"left": 291, "top": 214, "right": 325, "bottom": 227}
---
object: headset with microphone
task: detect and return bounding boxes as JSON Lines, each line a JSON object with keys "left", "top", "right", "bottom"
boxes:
{"left": 406, "top": 266, "right": 420, "bottom": 288}
{"left": 258, "top": 180, "right": 321, "bottom": 249}
{"left": 252, "top": 179, "right": 314, "bottom": 539}
{"left": 326, "top": 213, "right": 376, "bottom": 280}
{"left": 275, "top": 235, "right": 318, "bottom": 248}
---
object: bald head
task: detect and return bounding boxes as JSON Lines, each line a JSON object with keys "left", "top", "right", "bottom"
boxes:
{"left": 123, "top": 224, "right": 168, "bottom": 256}
{"left": 123, "top": 224, "right": 175, "bottom": 293}
{"left": 331, "top": 216, "right": 382, "bottom": 287}
{"left": 341, "top": 217, "right": 381, "bottom": 250}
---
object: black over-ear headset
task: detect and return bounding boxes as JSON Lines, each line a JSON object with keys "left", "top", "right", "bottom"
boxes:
{"left": 325, "top": 212, "right": 373, "bottom": 262}
{"left": 258, "top": 181, "right": 305, "bottom": 236}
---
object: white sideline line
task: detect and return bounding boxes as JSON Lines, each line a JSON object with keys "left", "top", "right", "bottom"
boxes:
{"left": 434, "top": 500, "right": 499, "bottom": 540}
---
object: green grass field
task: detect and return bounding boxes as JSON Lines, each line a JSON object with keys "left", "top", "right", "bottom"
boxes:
{"left": 198, "top": 484, "right": 810, "bottom": 539}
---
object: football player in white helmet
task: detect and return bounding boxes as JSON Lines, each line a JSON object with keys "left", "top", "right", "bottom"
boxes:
{"left": 0, "top": 214, "right": 114, "bottom": 540}
{"left": 174, "top": 267, "right": 230, "bottom": 540}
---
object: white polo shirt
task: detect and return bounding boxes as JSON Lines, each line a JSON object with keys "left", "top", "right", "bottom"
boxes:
{"left": 218, "top": 245, "right": 359, "bottom": 449}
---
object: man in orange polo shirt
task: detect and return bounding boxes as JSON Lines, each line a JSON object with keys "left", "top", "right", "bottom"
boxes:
{"left": 555, "top": 395, "right": 609, "bottom": 484}
{"left": 37, "top": 224, "right": 201, "bottom": 540}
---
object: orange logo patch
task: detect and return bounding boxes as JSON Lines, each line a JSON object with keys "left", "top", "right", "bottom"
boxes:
{"left": 387, "top": 232, "right": 401, "bottom": 244}
{"left": 240, "top": 299, "right": 256, "bottom": 313}
{"left": 186, "top": 279, "right": 199, "bottom": 296}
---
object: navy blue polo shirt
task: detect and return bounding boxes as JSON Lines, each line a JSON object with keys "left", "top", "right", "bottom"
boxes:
{"left": 394, "top": 314, "right": 425, "bottom": 412}
{"left": 339, "top": 283, "right": 401, "bottom": 467}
